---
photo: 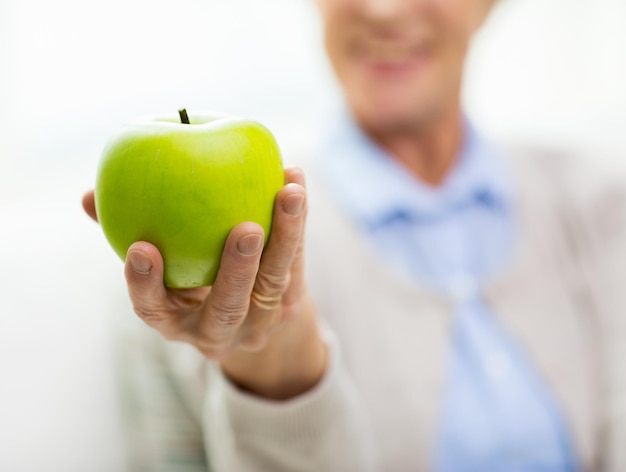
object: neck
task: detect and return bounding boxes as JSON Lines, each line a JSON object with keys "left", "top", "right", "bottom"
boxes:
{"left": 360, "top": 106, "right": 464, "bottom": 187}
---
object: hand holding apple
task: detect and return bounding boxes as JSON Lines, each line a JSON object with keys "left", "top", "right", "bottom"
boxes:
{"left": 83, "top": 113, "right": 327, "bottom": 400}
{"left": 123, "top": 167, "right": 325, "bottom": 400}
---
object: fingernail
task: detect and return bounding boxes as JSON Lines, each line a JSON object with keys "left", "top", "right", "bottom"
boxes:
{"left": 128, "top": 250, "right": 152, "bottom": 274}
{"left": 237, "top": 234, "right": 263, "bottom": 256}
{"left": 282, "top": 194, "right": 304, "bottom": 216}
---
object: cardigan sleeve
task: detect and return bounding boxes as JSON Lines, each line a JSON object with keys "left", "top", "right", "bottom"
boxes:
{"left": 202, "top": 326, "right": 377, "bottom": 472}
{"left": 117, "top": 318, "right": 377, "bottom": 472}
{"left": 115, "top": 321, "right": 210, "bottom": 472}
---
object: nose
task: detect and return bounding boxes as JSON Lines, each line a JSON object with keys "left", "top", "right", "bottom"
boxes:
{"left": 362, "top": 0, "right": 416, "bottom": 21}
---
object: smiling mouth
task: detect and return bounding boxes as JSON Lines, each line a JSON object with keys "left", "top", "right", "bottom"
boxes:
{"left": 353, "top": 38, "right": 432, "bottom": 72}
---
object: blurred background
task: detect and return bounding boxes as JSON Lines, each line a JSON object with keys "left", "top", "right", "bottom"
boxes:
{"left": 0, "top": 0, "right": 625, "bottom": 470}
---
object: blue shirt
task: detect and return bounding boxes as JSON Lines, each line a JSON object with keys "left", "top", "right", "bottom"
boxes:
{"left": 316, "top": 111, "right": 578, "bottom": 471}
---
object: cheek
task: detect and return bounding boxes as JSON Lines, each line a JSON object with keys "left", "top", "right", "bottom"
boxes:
{"left": 317, "top": 0, "right": 364, "bottom": 66}
{"left": 437, "top": 0, "right": 482, "bottom": 46}
{"left": 321, "top": 13, "right": 352, "bottom": 69}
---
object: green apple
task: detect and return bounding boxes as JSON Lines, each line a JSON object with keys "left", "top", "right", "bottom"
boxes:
{"left": 95, "top": 110, "right": 284, "bottom": 288}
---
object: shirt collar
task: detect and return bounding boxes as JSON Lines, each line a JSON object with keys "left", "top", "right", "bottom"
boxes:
{"left": 316, "top": 109, "right": 512, "bottom": 230}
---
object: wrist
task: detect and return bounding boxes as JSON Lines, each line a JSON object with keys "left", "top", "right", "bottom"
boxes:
{"left": 220, "top": 295, "right": 327, "bottom": 400}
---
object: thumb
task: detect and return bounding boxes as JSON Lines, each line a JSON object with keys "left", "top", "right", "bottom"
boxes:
{"left": 82, "top": 190, "right": 98, "bottom": 222}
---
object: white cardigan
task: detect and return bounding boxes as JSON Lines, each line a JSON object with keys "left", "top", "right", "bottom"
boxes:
{"left": 116, "top": 147, "right": 626, "bottom": 471}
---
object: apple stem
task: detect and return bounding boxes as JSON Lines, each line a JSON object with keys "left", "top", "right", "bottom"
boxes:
{"left": 178, "top": 108, "right": 190, "bottom": 124}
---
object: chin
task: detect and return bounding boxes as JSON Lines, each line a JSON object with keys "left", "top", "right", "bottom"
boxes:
{"left": 355, "top": 98, "right": 439, "bottom": 135}
{"left": 349, "top": 75, "right": 436, "bottom": 127}
{"left": 344, "top": 62, "right": 461, "bottom": 135}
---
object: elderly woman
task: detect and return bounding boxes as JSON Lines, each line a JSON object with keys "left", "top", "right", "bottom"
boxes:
{"left": 84, "top": 0, "right": 626, "bottom": 470}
